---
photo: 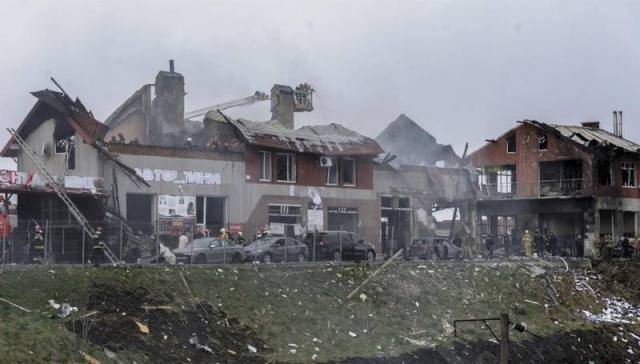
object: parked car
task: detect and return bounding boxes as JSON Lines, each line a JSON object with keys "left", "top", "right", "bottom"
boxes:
{"left": 244, "top": 237, "right": 309, "bottom": 263}
{"left": 302, "top": 231, "right": 376, "bottom": 262}
{"left": 173, "top": 238, "right": 246, "bottom": 264}
{"left": 407, "top": 237, "right": 462, "bottom": 260}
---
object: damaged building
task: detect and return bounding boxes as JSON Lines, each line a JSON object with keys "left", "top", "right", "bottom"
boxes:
{"left": 373, "top": 114, "right": 476, "bottom": 255}
{"left": 468, "top": 115, "right": 640, "bottom": 255}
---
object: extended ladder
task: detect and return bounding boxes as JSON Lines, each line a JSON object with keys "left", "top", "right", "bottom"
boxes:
{"left": 8, "top": 128, "right": 118, "bottom": 264}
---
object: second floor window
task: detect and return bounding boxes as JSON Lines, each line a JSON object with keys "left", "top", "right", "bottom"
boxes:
{"left": 326, "top": 157, "right": 338, "bottom": 185}
{"left": 506, "top": 134, "right": 516, "bottom": 153}
{"left": 622, "top": 162, "right": 637, "bottom": 187}
{"left": 259, "top": 151, "right": 272, "bottom": 181}
{"left": 277, "top": 153, "right": 296, "bottom": 182}
{"left": 538, "top": 132, "right": 548, "bottom": 151}
{"left": 343, "top": 158, "right": 356, "bottom": 186}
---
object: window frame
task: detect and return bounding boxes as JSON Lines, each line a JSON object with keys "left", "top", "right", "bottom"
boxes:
{"left": 259, "top": 151, "right": 272, "bottom": 181}
{"left": 326, "top": 157, "right": 338, "bottom": 186}
{"left": 276, "top": 153, "right": 297, "bottom": 183}
{"left": 621, "top": 162, "right": 637, "bottom": 188}
{"left": 342, "top": 158, "right": 356, "bottom": 186}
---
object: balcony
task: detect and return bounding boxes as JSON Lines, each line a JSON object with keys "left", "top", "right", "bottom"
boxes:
{"left": 479, "top": 178, "right": 586, "bottom": 199}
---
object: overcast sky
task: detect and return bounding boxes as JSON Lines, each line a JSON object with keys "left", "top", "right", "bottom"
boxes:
{"left": 1, "top": 0, "right": 639, "bottom": 168}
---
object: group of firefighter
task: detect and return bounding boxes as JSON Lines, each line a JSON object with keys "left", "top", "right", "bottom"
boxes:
{"left": 28, "top": 223, "right": 107, "bottom": 265}
{"left": 451, "top": 228, "right": 640, "bottom": 260}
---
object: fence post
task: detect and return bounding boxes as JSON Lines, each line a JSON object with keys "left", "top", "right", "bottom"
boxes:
{"left": 500, "top": 313, "right": 509, "bottom": 364}
{"left": 312, "top": 228, "right": 316, "bottom": 262}
{"left": 82, "top": 230, "right": 85, "bottom": 266}
{"left": 119, "top": 220, "right": 123, "bottom": 261}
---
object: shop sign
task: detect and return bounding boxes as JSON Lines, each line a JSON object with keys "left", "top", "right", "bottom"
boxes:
{"left": 135, "top": 168, "right": 221, "bottom": 185}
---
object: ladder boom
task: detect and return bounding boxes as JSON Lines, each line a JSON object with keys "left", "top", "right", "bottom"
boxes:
{"left": 184, "top": 91, "right": 269, "bottom": 119}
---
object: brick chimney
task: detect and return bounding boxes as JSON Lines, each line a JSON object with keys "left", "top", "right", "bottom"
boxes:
{"left": 581, "top": 121, "right": 600, "bottom": 129}
{"left": 149, "top": 60, "right": 185, "bottom": 144}
{"left": 270, "top": 84, "right": 295, "bottom": 129}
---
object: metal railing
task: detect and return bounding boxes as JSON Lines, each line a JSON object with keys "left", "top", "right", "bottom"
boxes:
{"left": 479, "top": 178, "right": 586, "bottom": 199}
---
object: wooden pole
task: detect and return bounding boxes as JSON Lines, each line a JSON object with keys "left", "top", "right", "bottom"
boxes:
{"left": 347, "top": 248, "right": 403, "bottom": 300}
{"left": 500, "top": 313, "right": 509, "bottom": 364}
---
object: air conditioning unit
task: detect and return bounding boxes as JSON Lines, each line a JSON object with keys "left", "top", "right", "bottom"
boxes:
{"left": 319, "top": 156, "right": 333, "bottom": 167}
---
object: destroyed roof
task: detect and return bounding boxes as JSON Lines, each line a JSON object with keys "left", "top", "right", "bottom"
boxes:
{"left": 104, "top": 84, "right": 152, "bottom": 126}
{"left": 213, "top": 111, "right": 383, "bottom": 156}
{"left": 524, "top": 120, "right": 640, "bottom": 156}
{"left": 375, "top": 114, "right": 462, "bottom": 167}
{"left": 1, "top": 89, "right": 109, "bottom": 156}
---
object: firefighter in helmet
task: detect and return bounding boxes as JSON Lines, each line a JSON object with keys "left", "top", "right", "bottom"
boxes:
{"left": 30, "top": 224, "right": 45, "bottom": 263}
{"left": 89, "top": 226, "right": 106, "bottom": 266}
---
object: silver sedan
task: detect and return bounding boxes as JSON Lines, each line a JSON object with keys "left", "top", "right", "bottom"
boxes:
{"left": 174, "top": 238, "right": 246, "bottom": 264}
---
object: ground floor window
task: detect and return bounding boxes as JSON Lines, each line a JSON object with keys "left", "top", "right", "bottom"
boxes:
{"left": 126, "top": 194, "right": 153, "bottom": 234}
{"left": 268, "top": 204, "right": 301, "bottom": 237}
{"left": 196, "top": 196, "right": 226, "bottom": 235}
{"left": 327, "top": 206, "right": 358, "bottom": 232}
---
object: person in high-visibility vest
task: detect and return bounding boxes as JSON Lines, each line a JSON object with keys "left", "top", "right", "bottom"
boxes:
{"left": 522, "top": 230, "right": 534, "bottom": 258}
{"left": 89, "top": 226, "right": 106, "bottom": 266}
{"left": 30, "top": 225, "right": 45, "bottom": 264}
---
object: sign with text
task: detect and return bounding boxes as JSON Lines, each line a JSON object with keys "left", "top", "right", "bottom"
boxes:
{"left": 135, "top": 168, "right": 221, "bottom": 185}
{"left": 158, "top": 195, "right": 196, "bottom": 218}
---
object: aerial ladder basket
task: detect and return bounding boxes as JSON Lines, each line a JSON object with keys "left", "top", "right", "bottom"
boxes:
{"left": 294, "top": 83, "right": 315, "bottom": 112}
{"left": 7, "top": 128, "right": 119, "bottom": 264}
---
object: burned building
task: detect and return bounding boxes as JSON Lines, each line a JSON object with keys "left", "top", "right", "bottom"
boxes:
{"left": 468, "top": 116, "right": 640, "bottom": 255}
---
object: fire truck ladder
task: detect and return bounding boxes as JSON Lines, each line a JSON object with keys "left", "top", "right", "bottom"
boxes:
{"left": 7, "top": 128, "right": 119, "bottom": 264}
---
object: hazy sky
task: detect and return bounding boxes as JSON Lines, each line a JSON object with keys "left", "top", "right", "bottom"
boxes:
{"left": 1, "top": 0, "right": 640, "bottom": 167}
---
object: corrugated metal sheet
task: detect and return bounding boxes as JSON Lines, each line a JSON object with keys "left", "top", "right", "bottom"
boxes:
{"left": 219, "top": 112, "right": 383, "bottom": 156}
{"left": 526, "top": 120, "right": 640, "bottom": 155}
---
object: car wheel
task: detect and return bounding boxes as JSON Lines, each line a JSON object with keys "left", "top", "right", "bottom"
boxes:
{"left": 366, "top": 250, "right": 376, "bottom": 262}
{"left": 231, "top": 253, "right": 242, "bottom": 264}
{"left": 333, "top": 250, "right": 342, "bottom": 261}
{"left": 262, "top": 252, "right": 272, "bottom": 264}
{"left": 194, "top": 254, "right": 207, "bottom": 264}
{"left": 297, "top": 252, "right": 306, "bottom": 262}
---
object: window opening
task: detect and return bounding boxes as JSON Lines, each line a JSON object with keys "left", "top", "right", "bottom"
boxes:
{"left": 622, "top": 162, "right": 637, "bottom": 187}
{"left": 342, "top": 158, "right": 356, "bottom": 186}
{"left": 506, "top": 134, "right": 516, "bottom": 153}
{"left": 259, "top": 151, "right": 272, "bottom": 181}
{"left": 538, "top": 132, "right": 548, "bottom": 151}
{"left": 326, "top": 157, "right": 338, "bottom": 185}
{"left": 276, "top": 153, "right": 296, "bottom": 182}
{"left": 597, "top": 160, "right": 612, "bottom": 186}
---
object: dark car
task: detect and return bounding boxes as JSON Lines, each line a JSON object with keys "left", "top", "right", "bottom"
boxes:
{"left": 407, "top": 237, "right": 462, "bottom": 260}
{"left": 173, "top": 238, "right": 246, "bottom": 264}
{"left": 302, "top": 231, "right": 376, "bottom": 262}
{"left": 244, "top": 237, "right": 309, "bottom": 263}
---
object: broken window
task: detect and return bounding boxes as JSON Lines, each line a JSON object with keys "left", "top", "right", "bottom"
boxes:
{"left": 538, "top": 132, "right": 548, "bottom": 151}
{"left": 342, "top": 158, "right": 356, "bottom": 186}
{"left": 276, "top": 153, "right": 296, "bottom": 182}
{"left": 326, "top": 157, "right": 338, "bottom": 185}
{"left": 259, "top": 151, "right": 272, "bottom": 181}
{"left": 196, "top": 196, "right": 226, "bottom": 232}
{"left": 597, "top": 160, "right": 612, "bottom": 186}
{"left": 268, "top": 204, "right": 302, "bottom": 224}
{"left": 622, "top": 162, "right": 637, "bottom": 187}
{"left": 54, "top": 132, "right": 76, "bottom": 170}
{"left": 506, "top": 134, "right": 516, "bottom": 153}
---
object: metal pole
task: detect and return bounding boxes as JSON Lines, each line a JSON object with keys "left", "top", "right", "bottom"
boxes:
{"left": 500, "top": 313, "right": 509, "bottom": 364}
{"left": 119, "top": 220, "right": 123, "bottom": 260}
{"left": 2, "top": 216, "right": 5, "bottom": 267}
{"left": 82, "top": 230, "right": 85, "bottom": 266}
{"left": 312, "top": 228, "right": 316, "bottom": 262}
{"left": 254, "top": 225, "right": 258, "bottom": 265}
{"left": 339, "top": 225, "right": 343, "bottom": 262}
{"left": 390, "top": 226, "right": 395, "bottom": 257}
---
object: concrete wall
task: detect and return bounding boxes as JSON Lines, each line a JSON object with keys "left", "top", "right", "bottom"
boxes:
{"left": 20, "top": 118, "right": 100, "bottom": 178}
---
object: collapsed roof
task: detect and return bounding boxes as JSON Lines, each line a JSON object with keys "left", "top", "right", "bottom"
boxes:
{"left": 523, "top": 119, "right": 640, "bottom": 156}
{"left": 375, "top": 114, "right": 462, "bottom": 167}
{"left": 211, "top": 110, "right": 384, "bottom": 156}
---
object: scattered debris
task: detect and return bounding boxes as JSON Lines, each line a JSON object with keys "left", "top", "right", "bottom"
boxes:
{"left": 581, "top": 297, "right": 640, "bottom": 324}
{"left": 80, "top": 351, "right": 101, "bottom": 364}
{"left": 189, "top": 335, "right": 213, "bottom": 354}
{"left": 135, "top": 321, "right": 150, "bottom": 334}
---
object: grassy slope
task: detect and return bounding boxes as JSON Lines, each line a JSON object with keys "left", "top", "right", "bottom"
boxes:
{"left": 0, "top": 262, "right": 613, "bottom": 363}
